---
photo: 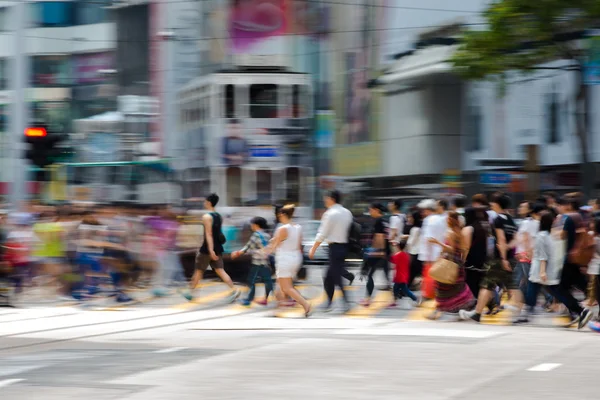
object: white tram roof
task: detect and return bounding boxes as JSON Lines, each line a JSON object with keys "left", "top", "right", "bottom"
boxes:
{"left": 179, "top": 68, "right": 311, "bottom": 95}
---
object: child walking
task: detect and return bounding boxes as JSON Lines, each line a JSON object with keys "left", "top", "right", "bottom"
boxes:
{"left": 232, "top": 217, "right": 274, "bottom": 306}
{"left": 389, "top": 242, "right": 419, "bottom": 307}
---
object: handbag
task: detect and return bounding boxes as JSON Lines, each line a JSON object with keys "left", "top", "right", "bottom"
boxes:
{"left": 429, "top": 257, "right": 459, "bottom": 284}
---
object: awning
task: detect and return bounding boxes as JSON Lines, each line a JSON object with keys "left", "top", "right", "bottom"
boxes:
{"left": 377, "top": 45, "right": 458, "bottom": 86}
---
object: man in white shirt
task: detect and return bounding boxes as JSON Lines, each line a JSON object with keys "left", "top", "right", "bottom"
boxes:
{"left": 309, "top": 190, "right": 354, "bottom": 311}
{"left": 387, "top": 199, "right": 405, "bottom": 245}
{"left": 417, "top": 199, "right": 439, "bottom": 265}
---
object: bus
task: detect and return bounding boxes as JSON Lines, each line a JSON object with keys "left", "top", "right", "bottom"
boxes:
{"left": 177, "top": 67, "right": 315, "bottom": 226}
{"left": 49, "top": 159, "right": 181, "bottom": 205}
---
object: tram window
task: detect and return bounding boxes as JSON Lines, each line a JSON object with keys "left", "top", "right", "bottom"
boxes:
{"left": 292, "top": 85, "right": 308, "bottom": 118}
{"left": 250, "top": 84, "right": 278, "bottom": 118}
{"left": 226, "top": 167, "right": 242, "bottom": 206}
{"left": 69, "top": 167, "right": 84, "bottom": 185}
{"left": 225, "top": 84, "right": 235, "bottom": 118}
{"left": 256, "top": 169, "right": 272, "bottom": 205}
{"left": 107, "top": 166, "right": 118, "bottom": 185}
{"left": 286, "top": 167, "right": 300, "bottom": 204}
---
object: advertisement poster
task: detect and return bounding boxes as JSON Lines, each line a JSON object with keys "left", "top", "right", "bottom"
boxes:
{"left": 229, "top": 0, "right": 288, "bottom": 56}
{"left": 315, "top": 111, "right": 334, "bottom": 148}
{"left": 32, "top": 55, "right": 72, "bottom": 86}
{"left": 221, "top": 120, "right": 248, "bottom": 166}
{"left": 73, "top": 52, "right": 115, "bottom": 85}
{"left": 332, "top": 0, "right": 383, "bottom": 176}
{"left": 585, "top": 32, "right": 600, "bottom": 85}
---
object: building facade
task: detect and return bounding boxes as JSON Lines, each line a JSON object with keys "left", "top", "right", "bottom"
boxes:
{"left": 0, "top": 0, "right": 116, "bottom": 193}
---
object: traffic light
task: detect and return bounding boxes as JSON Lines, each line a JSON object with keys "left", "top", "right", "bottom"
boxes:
{"left": 24, "top": 124, "right": 65, "bottom": 170}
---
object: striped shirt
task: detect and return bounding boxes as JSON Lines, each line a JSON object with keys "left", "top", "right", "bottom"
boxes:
{"left": 241, "top": 231, "right": 271, "bottom": 266}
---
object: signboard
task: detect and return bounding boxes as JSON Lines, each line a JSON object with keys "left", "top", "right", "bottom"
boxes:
{"left": 442, "top": 169, "right": 461, "bottom": 188}
{"left": 585, "top": 31, "right": 600, "bottom": 85}
{"left": 249, "top": 145, "right": 279, "bottom": 158}
{"left": 73, "top": 52, "right": 115, "bottom": 85}
{"left": 480, "top": 172, "right": 511, "bottom": 186}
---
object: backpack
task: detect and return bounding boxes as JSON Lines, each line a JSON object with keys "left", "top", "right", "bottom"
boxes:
{"left": 567, "top": 213, "right": 595, "bottom": 267}
{"left": 348, "top": 220, "right": 363, "bottom": 256}
{"left": 210, "top": 212, "right": 227, "bottom": 245}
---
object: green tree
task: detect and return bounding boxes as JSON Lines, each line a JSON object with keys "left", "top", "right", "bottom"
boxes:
{"left": 451, "top": 1, "right": 600, "bottom": 196}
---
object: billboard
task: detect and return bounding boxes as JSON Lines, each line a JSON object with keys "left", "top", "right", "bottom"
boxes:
{"left": 331, "top": 0, "right": 383, "bottom": 176}
{"left": 229, "top": 0, "right": 288, "bottom": 60}
{"left": 585, "top": 32, "right": 600, "bottom": 85}
{"left": 73, "top": 52, "right": 115, "bottom": 85}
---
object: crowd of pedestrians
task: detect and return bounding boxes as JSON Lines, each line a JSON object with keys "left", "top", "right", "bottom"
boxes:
{"left": 0, "top": 203, "right": 225, "bottom": 307}
{"left": 2, "top": 190, "right": 599, "bottom": 331}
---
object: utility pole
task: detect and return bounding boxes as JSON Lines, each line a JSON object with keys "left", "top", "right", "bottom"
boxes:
{"left": 9, "top": 2, "right": 29, "bottom": 209}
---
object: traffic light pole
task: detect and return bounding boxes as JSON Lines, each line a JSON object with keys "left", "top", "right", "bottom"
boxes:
{"left": 9, "top": 2, "right": 28, "bottom": 209}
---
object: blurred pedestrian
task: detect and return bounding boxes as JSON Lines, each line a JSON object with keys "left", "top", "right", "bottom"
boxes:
{"left": 191, "top": 193, "right": 239, "bottom": 301}
{"left": 427, "top": 212, "right": 475, "bottom": 319}
{"left": 232, "top": 217, "right": 273, "bottom": 306}
{"left": 265, "top": 205, "right": 312, "bottom": 316}
{"left": 310, "top": 190, "right": 353, "bottom": 312}
{"left": 389, "top": 241, "right": 419, "bottom": 307}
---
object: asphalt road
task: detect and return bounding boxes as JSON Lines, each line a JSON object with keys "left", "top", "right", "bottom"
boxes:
{"left": 1, "top": 266, "right": 598, "bottom": 400}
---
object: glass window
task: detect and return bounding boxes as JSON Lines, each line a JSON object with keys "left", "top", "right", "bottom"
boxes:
{"left": 0, "top": 58, "right": 6, "bottom": 90}
{"left": 286, "top": 167, "right": 300, "bottom": 204}
{"left": 250, "top": 84, "right": 278, "bottom": 118}
{"left": 32, "top": 56, "right": 72, "bottom": 86}
{"left": 225, "top": 84, "right": 235, "bottom": 118}
{"left": 74, "top": 0, "right": 109, "bottom": 25}
{"left": 226, "top": 167, "right": 242, "bottom": 206}
{"left": 467, "top": 104, "right": 482, "bottom": 152}
{"left": 292, "top": 85, "right": 309, "bottom": 118}
{"left": 0, "top": 105, "right": 7, "bottom": 137}
{"left": 0, "top": 7, "right": 8, "bottom": 32}
{"left": 31, "top": 2, "right": 75, "bottom": 28}
{"left": 256, "top": 169, "right": 272, "bottom": 205}
{"left": 31, "top": 101, "right": 71, "bottom": 134}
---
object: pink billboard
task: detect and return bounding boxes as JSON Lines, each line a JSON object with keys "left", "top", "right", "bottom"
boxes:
{"left": 229, "top": 0, "right": 288, "bottom": 54}
{"left": 73, "top": 52, "right": 115, "bottom": 85}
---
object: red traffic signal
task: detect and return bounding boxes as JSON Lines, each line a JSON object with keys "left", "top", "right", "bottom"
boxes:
{"left": 25, "top": 127, "right": 47, "bottom": 137}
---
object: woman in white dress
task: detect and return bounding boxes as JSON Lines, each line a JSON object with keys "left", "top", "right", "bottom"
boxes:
{"left": 264, "top": 204, "right": 312, "bottom": 317}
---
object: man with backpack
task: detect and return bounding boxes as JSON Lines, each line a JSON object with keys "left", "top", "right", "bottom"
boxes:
{"left": 191, "top": 193, "right": 240, "bottom": 301}
{"left": 553, "top": 196, "right": 593, "bottom": 329}
{"left": 309, "top": 190, "right": 354, "bottom": 312}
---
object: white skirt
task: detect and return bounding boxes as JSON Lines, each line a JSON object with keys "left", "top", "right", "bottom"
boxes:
{"left": 275, "top": 250, "right": 303, "bottom": 279}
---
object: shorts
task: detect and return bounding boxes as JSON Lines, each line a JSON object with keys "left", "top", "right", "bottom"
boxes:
{"left": 195, "top": 253, "right": 224, "bottom": 271}
{"left": 513, "top": 262, "right": 531, "bottom": 292}
{"left": 480, "top": 259, "right": 518, "bottom": 291}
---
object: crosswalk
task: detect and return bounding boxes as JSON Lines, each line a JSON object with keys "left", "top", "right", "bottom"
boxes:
{"left": 4, "top": 280, "right": 590, "bottom": 333}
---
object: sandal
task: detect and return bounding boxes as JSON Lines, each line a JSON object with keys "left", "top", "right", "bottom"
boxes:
{"left": 305, "top": 304, "right": 313, "bottom": 318}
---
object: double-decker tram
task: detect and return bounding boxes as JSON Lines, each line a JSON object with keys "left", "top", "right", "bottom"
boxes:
{"left": 178, "top": 67, "right": 314, "bottom": 241}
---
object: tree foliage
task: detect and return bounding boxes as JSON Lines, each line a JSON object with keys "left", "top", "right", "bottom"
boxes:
{"left": 451, "top": 0, "right": 600, "bottom": 79}
{"left": 451, "top": 0, "right": 600, "bottom": 195}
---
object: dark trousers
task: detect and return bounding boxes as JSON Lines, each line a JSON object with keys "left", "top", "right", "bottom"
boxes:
{"left": 366, "top": 257, "right": 388, "bottom": 298}
{"left": 550, "top": 262, "right": 588, "bottom": 315}
{"left": 465, "top": 268, "right": 485, "bottom": 300}
{"left": 246, "top": 265, "right": 273, "bottom": 302}
{"left": 393, "top": 283, "right": 417, "bottom": 301}
{"left": 408, "top": 255, "right": 423, "bottom": 288}
{"left": 324, "top": 243, "right": 349, "bottom": 305}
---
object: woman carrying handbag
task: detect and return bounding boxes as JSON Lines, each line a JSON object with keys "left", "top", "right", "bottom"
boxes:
{"left": 426, "top": 212, "right": 475, "bottom": 319}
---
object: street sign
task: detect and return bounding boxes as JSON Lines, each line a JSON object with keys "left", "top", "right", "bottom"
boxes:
{"left": 480, "top": 172, "right": 511, "bottom": 186}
